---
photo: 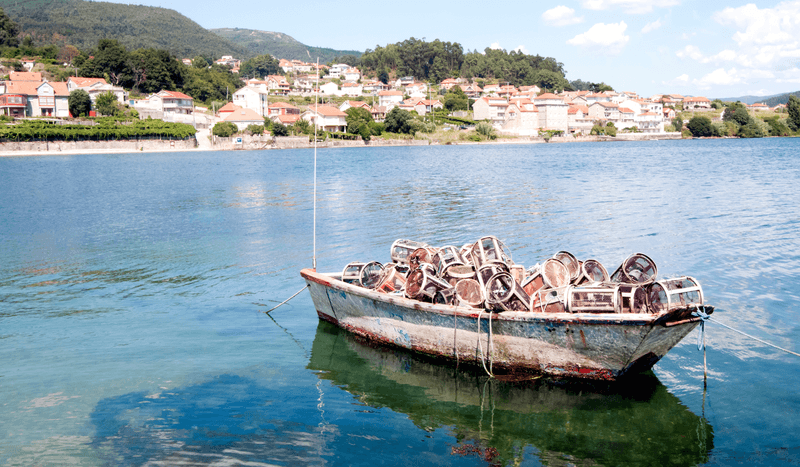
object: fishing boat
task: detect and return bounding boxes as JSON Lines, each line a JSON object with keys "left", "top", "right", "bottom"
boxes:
{"left": 300, "top": 237, "right": 714, "bottom": 381}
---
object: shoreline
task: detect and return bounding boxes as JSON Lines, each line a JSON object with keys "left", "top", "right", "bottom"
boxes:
{"left": 0, "top": 132, "right": 686, "bottom": 157}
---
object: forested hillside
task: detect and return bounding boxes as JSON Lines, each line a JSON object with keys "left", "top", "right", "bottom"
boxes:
{"left": 360, "top": 38, "right": 573, "bottom": 91}
{"left": 762, "top": 91, "right": 800, "bottom": 107}
{"left": 211, "top": 28, "right": 361, "bottom": 63}
{"left": 0, "top": 0, "right": 245, "bottom": 58}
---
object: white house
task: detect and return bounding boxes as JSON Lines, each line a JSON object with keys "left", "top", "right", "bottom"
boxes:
{"left": 134, "top": 90, "right": 194, "bottom": 118}
{"left": 328, "top": 64, "right": 351, "bottom": 79}
{"left": 301, "top": 105, "right": 348, "bottom": 132}
{"left": 588, "top": 101, "right": 620, "bottom": 122}
{"left": 319, "top": 82, "right": 340, "bottom": 96}
{"left": 342, "top": 68, "right": 361, "bottom": 82}
{"left": 502, "top": 98, "right": 539, "bottom": 135}
{"left": 472, "top": 97, "right": 509, "bottom": 125}
{"left": 341, "top": 82, "right": 363, "bottom": 97}
{"left": 534, "top": 93, "right": 569, "bottom": 131}
{"left": 232, "top": 86, "right": 270, "bottom": 116}
{"left": 636, "top": 111, "right": 664, "bottom": 133}
{"left": 0, "top": 80, "right": 70, "bottom": 117}
{"left": 412, "top": 99, "right": 443, "bottom": 116}
{"left": 222, "top": 107, "right": 265, "bottom": 130}
{"left": 378, "top": 90, "right": 403, "bottom": 109}
{"left": 67, "top": 77, "right": 127, "bottom": 104}
{"left": 684, "top": 96, "right": 711, "bottom": 109}
{"left": 339, "top": 100, "right": 371, "bottom": 113}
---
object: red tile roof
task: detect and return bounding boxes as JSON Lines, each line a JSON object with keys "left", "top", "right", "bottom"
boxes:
{"left": 9, "top": 72, "right": 42, "bottom": 81}
{"left": 158, "top": 90, "right": 193, "bottom": 100}
{"left": 218, "top": 102, "right": 241, "bottom": 113}
{"left": 223, "top": 107, "right": 263, "bottom": 122}
{"left": 69, "top": 77, "right": 108, "bottom": 87}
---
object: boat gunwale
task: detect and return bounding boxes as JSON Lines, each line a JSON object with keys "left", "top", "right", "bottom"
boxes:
{"left": 301, "top": 268, "right": 711, "bottom": 327}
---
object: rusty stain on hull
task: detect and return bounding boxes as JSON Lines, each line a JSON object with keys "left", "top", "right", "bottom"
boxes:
{"left": 301, "top": 268, "right": 712, "bottom": 381}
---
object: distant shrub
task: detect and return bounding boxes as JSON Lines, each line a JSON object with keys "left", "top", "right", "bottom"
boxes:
{"left": 212, "top": 121, "right": 238, "bottom": 137}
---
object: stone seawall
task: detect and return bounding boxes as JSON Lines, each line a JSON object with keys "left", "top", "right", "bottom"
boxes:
{"left": 0, "top": 138, "right": 197, "bottom": 155}
{"left": 211, "top": 135, "right": 430, "bottom": 151}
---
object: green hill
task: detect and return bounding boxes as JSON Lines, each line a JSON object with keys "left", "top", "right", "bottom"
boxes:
{"left": 715, "top": 91, "right": 800, "bottom": 106}
{"left": 211, "top": 28, "right": 361, "bottom": 62}
{"left": 1, "top": 0, "right": 246, "bottom": 58}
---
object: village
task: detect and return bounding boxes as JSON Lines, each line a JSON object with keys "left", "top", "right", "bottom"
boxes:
{"left": 0, "top": 55, "right": 788, "bottom": 144}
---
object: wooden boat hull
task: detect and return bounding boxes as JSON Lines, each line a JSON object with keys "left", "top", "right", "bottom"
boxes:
{"left": 301, "top": 268, "right": 712, "bottom": 381}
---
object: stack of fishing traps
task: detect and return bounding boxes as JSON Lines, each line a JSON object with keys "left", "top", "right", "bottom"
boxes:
{"left": 340, "top": 236, "right": 705, "bottom": 314}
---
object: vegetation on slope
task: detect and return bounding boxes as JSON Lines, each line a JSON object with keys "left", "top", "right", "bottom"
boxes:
{"left": 211, "top": 28, "right": 361, "bottom": 63}
{"left": 0, "top": 0, "right": 245, "bottom": 59}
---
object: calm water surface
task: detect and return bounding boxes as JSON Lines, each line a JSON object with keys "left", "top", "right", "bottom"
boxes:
{"left": 1, "top": 139, "right": 799, "bottom": 466}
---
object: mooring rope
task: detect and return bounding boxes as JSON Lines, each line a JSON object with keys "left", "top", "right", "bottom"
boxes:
{"left": 262, "top": 285, "right": 309, "bottom": 314}
{"left": 477, "top": 309, "right": 495, "bottom": 378}
{"left": 453, "top": 308, "right": 459, "bottom": 367}
{"left": 692, "top": 309, "right": 800, "bottom": 358}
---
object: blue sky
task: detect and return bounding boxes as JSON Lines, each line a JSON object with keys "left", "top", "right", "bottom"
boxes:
{"left": 119, "top": 0, "right": 799, "bottom": 99}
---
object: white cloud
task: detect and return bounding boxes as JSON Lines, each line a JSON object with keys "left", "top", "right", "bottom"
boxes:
{"left": 713, "top": 2, "right": 800, "bottom": 46}
{"left": 661, "top": 74, "right": 690, "bottom": 87}
{"left": 693, "top": 68, "right": 742, "bottom": 89}
{"left": 489, "top": 42, "right": 502, "bottom": 50}
{"left": 514, "top": 45, "right": 529, "bottom": 54}
{"left": 542, "top": 6, "right": 584, "bottom": 26}
{"left": 709, "top": 50, "right": 738, "bottom": 62}
{"left": 580, "top": 0, "right": 679, "bottom": 14}
{"left": 641, "top": 19, "right": 661, "bottom": 33}
{"left": 567, "top": 22, "right": 630, "bottom": 54}
{"left": 676, "top": 45, "right": 704, "bottom": 61}
{"left": 676, "top": 46, "right": 746, "bottom": 65}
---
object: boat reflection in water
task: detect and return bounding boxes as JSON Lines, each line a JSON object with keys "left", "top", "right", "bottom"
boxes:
{"left": 309, "top": 320, "right": 714, "bottom": 466}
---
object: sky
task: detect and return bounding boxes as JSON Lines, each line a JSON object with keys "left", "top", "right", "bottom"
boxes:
{"left": 114, "top": 0, "right": 800, "bottom": 99}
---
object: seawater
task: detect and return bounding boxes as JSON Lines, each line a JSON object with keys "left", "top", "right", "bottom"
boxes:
{"left": 1, "top": 139, "right": 799, "bottom": 466}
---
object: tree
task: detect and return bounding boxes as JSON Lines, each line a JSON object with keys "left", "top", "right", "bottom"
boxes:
{"left": 384, "top": 107, "right": 414, "bottom": 134}
{"left": 475, "top": 122, "right": 496, "bottom": 139}
{"left": 345, "top": 107, "right": 374, "bottom": 140}
{"left": 192, "top": 56, "right": 209, "bottom": 68}
{"left": 672, "top": 116, "right": 683, "bottom": 132}
{"left": 443, "top": 86, "right": 469, "bottom": 111}
{"left": 129, "top": 48, "right": 186, "bottom": 93}
{"left": 57, "top": 45, "right": 80, "bottom": 64}
{"left": 79, "top": 39, "right": 132, "bottom": 87}
{"left": 68, "top": 90, "right": 92, "bottom": 117}
{"left": 271, "top": 122, "right": 289, "bottom": 136}
{"left": 687, "top": 116, "right": 715, "bottom": 137}
{"left": 212, "top": 121, "right": 238, "bottom": 137}
{"left": 293, "top": 119, "right": 312, "bottom": 135}
{"left": 763, "top": 116, "right": 790, "bottom": 136}
{"left": 723, "top": 102, "right": 751, "bottom": 126}
{"left": 787, "top": 95, "right": 800, "bottom": 132}
{"left": 95, "top": 91, "right": 119, "bottom": 116}
{"left": 532, "top": 69, "right": 569, "bottom": 92}
{"left": 0, "top": 7, "right": 19, "bottom": 48}
{"left": 239, "top": 55, "right": 279, "bottom": 80}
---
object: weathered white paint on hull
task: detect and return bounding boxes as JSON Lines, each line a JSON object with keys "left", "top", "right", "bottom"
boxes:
{"left": 301, "top": 269, "right": 707, "bottom": 380}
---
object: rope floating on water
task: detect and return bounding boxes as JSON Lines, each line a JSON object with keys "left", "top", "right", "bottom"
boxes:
{"left": 262, "top": 285, "right": 309, "bottom": 314}
{"left": 693, "top": 309, "right": 800, "bottom": 358}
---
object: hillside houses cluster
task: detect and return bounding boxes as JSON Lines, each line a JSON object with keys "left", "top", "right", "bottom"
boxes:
{"left": 2, "top": 56, "right": 786, "bottom": 136}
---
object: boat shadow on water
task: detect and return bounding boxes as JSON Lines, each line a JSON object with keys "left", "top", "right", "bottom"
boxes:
{"left": 86, "top": 319, "right": 713, "bottom": 467}
{"left": 309, "top": 320, "right": 714, "bottom": 467}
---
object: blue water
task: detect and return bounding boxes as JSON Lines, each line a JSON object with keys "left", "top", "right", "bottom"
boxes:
{"left": 1, "top": 139, "right": 799, "bottom": 466}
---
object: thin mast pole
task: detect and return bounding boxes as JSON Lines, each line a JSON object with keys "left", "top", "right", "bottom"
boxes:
{"left": 313, "top": 58, "right": 319, "bottom": 271}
